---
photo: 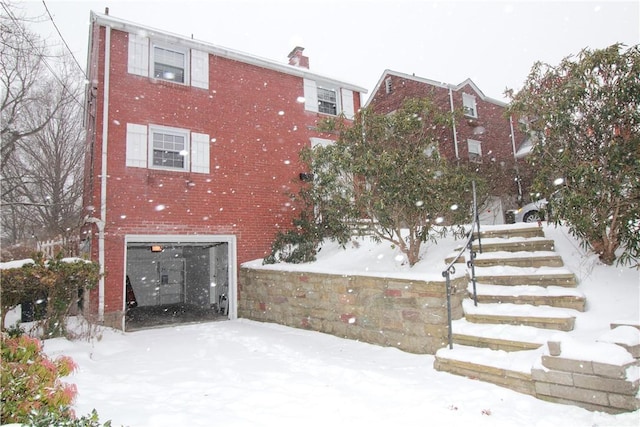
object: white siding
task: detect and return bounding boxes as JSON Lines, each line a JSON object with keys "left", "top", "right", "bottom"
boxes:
{"left": 341, "top": 88, "right": 355, "bottom": 119}
{"left": 303, "top": 78, "right": 318, "bottom": 112}
{"left": 191, "top": 49, "right": 209, "bottom": 89}
{"left": 126, "top": 123, "right": 148, "bottom": 168}
{"left": 191, "top": 132, "right": 210, "bottom": 174}
{"left": 127, "top": 33, "right": 149, "bottom": 76}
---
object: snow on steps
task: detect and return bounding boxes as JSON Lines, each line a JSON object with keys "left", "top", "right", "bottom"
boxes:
{"left": 471, "top": 283, "right": 586, "bottom": 311}
{"left": 451, "top": 318, "right": 564, "bottom": 351}
{"left": 462, "top": 299, "right": 578, "bottom": 331}
{"left": 474, "top": 224, "right": 545, "bottom": 239}
{"left": 474, "top": 265, "right": 577, "bottom": 287}
{"left": 471, "top": 237, "right": 556, "bottom": 253}
{"left": 473, "top": 250, "right": 564, "bottom": 267}
{"left": 434, "top": 345, "right": 544, "bottom": 395}
{"left": 435, "top": 223, "right": 583, "bottom": 396}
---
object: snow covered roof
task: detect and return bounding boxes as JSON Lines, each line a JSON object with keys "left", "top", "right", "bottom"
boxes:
{"left": 89, "top": 11, "right": 367, "bottom": 94}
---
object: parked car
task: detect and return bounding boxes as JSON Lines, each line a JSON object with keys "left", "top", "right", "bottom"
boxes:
{"left": 510, "top": 199, "right": 548, "bottom": 223}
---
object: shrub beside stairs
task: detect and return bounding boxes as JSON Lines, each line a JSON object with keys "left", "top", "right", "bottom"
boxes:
{"left": 434, "top": 224, "right": 640, "bottom": 414}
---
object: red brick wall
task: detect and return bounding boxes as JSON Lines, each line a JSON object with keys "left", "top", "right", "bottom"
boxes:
{"left": 85, "top": 25, "right": 357, "bottom": 316}
{"left": 368, "top": 74, "right": 522, "bottom": 164}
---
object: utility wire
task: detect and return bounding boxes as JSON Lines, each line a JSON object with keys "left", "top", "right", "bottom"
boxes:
{"left": 41, "top": 0, "right": 87, "bottom": 78}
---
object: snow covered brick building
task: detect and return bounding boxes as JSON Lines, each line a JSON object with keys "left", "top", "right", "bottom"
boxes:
{"left": 81, "top": 10, "right": 366, "bottom": 330}
{"left": 365, "top": 70, "right": 529, "bottom": 223}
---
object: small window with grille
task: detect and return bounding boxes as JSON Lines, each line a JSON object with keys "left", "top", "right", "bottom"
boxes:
{"left": 468, "top": 139, "right": 482, "bottom": 163}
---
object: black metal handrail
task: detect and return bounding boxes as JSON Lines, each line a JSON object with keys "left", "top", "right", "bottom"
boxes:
{"left": 441, "top": 180, "right": 482, "bottom": 349}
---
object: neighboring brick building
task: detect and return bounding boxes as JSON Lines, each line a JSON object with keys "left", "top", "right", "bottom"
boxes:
{"left": 366, "top": 70, "right": 528, "bottom": 222}
{"left": 82, "top": 11, "right": 366, "bottom": 329}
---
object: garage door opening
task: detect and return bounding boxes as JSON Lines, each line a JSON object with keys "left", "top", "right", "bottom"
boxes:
{"left": 124, "top": 235, "right": 236, "bottom": 331}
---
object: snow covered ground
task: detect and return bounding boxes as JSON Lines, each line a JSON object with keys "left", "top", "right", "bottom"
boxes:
{"left": 4, "top": 224, "right": 640, "bottom": 426}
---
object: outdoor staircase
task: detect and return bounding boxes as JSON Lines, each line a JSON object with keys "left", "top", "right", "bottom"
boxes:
{"left": 435, "top": 224, "right": 586, "bottom": 395}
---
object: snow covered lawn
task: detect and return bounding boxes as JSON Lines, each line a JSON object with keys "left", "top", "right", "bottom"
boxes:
{"left": 9, "top": 224, "right": 639, "bottom": 426}
{"left": 43, "top": 319, "right": 638, "bottom": 427}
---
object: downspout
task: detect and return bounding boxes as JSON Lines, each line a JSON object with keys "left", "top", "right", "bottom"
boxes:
{"left": 509, "top": 115, "right": 523, "bottom": 201}
{"left": 449, "top": 88, "right": 459, "bottom": 160}
{"left": 97, "top": 24, "right": 111, "bottom": 322}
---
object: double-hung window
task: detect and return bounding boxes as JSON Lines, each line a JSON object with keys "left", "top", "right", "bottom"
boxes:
{"left": 317, "top": 87, "right": 337, "bottom": 115}
{"left": 128, "top": 33, "right": 209, "bottom": 89}
{"left": 126, "top": 123, "right": 210, "bottom": 173}
{"left": 463, "top": 93, "right": 478, "bottom": 118}
{"left": 303, "top": 79, "right": 355, "bottom": 119}
{"left": 152, "top": 44, "right": 187, "bottom": 83}
{"left": 151, "top": 127, "right": 188, "bottom": 170}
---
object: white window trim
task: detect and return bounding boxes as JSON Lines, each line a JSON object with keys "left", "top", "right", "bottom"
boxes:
{"left": 149, "top": 125, "right": 190, "bottom": 171}
{"left": 150, "top": 41, "right": 189, "bottom": 85}
{"left": 463, "top": 93, "right": 478, "bottom": 118}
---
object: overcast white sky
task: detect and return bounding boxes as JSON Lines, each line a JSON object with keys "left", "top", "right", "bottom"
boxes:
{"left": 16, "top": 0, "right": 640, "bottom": 102}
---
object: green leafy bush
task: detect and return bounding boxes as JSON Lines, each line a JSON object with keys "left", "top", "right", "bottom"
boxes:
{"left": 1, "top": 333, "right": 77, "bottom": 423}
{"left": 26, "top": 409, "right": 112, "bottom": 427}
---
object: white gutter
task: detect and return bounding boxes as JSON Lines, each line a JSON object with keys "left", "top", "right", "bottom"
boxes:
{"left": 90, "top": 12, "right": 367, "bottom": 94}
{"left": 449, "top": 88, "right": 459, "bottom": 159}
{"left": 97, "top": 25, "right": 111, "bottom": 322}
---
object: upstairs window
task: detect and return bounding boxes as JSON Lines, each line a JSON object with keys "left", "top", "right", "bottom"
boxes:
{"left": 152, "top": 45, "right": 186, "bottom": 83}
{"left": 463, "top": 93, "right": 478, "bottom": 118}
{"left": 303, "top": 79, "right": 355, "bottom": 119}
{"left": 317, "top": 87, "right": 337, "bottom": 115}
{"left": 467, "top": 139, "right": 482, "bottom": 163}
{"left": 128, "top": 33, "right": 209, "bottom": 89}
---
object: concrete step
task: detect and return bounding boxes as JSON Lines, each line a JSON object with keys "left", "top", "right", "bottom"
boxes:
{"left": 470, "top": 283, "right": 586, "bottom": 311}
{"left": 473, "top": 225, "right": 545, "bottom": 240}
{"left": 462, "top": 300, "right": 578, "bottom": 331}
{"left": 451, "top": 318, "right": 560, "bottom": 351}
{"left": 434, "top": 345, "right": 542, "bottom": 395}
{"left": 474, "top": 266, "right": 577, "bottom": 288}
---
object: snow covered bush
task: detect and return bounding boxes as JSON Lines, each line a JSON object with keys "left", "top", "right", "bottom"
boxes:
{"left": 0, "top": 253, "right": 100, "bottom": 335}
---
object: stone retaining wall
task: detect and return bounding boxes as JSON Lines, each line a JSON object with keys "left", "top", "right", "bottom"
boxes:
{"left": 238, "top": 267, "right": 468, "bottom": 354}
{"left": 533, "top": 346, "right": 640, "bottom": 413}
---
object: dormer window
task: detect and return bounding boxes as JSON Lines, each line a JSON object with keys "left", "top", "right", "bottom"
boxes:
{"left": 463, "top": 93, "right": 478, "bottom": 118}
